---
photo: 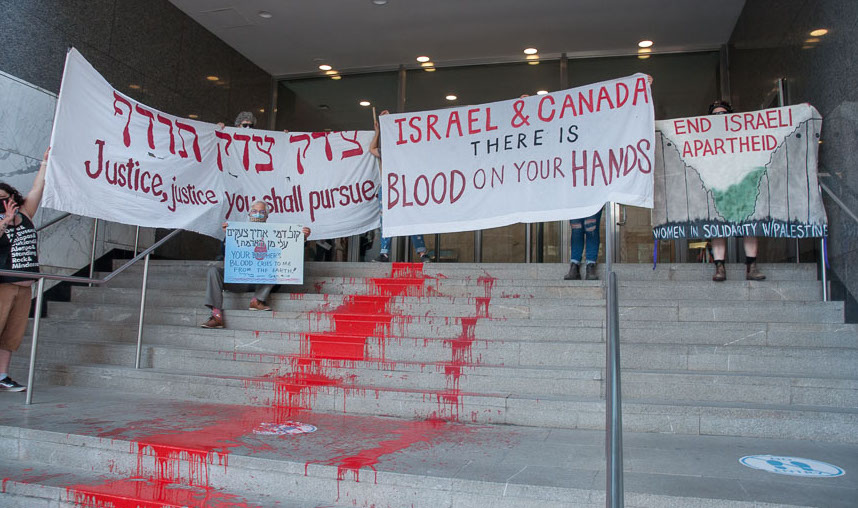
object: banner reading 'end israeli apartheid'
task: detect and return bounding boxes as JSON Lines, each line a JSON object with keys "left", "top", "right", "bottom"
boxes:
{"left": 378, "top": 74, "right": 655, "bottom": 237}
{"left": 653, "top": 104, "right": 827, "bottom": 240}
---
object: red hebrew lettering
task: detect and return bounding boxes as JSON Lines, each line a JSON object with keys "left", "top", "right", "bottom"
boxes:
{"left": 233, "top": 133, "right": 252, "bottom": 171}
{"left": 156, "top": 114, "right": 175, "bottom": 154}
{"left": 112, "top": 92, "right": 133, "bottom": 147}
{"left": 252, "top": 134, "right": 275, "bottom": 173}
{"left": 340, "top": 131, "right": 364, "bottom": 159}
{"left": 214, "top": 130, "right": 233, "bottom": 172}
{"left": 290, "top": 134, "right": 311, "bottom": 174}
{"left": 312, "top": 132, "right": 334, "bottom": 161}
{"left": 174, "top": 121, "right": 202, "bottom": 162}
{"left": 134, "top": 105, "right": 156, "bottom": 149}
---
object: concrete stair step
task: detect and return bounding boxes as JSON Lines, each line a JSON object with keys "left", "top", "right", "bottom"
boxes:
{"left": 11, "top": 364, "right": 858, "bottom": 443}
{"left": 19, "top": 337, "right": 858, "bottom": 407}
{"left": 114, "top": 260, "right": 821, "bottom": 282}
{"left": 47, "top": 298, "right": 846, "bottom": 326}
{"left": 18, "top": 339, "right": 604, "bottom": 398}
{"left": 0, "top": 457, "right": 315, "bottom": 508}
{"left": 6, "top": 387, "right": 857, "bottom": 508}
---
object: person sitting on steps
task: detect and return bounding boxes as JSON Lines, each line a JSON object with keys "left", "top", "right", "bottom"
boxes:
{"left": 201, "top": 200, "right": 310, "bottom": 329}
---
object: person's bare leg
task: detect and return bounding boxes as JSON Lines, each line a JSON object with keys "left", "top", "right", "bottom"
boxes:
{"left": 0, "top": 349, "right": 11, "bottom": 374}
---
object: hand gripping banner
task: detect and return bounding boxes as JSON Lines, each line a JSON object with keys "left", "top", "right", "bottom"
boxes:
{"left": 378, "top": 74, "right": 655, "bottom": 237}
{"left": 43, "top": 48, "right": 380, "bottom": 240}
{"left": 652, "top": 104, "right": 828, "bottom": 240}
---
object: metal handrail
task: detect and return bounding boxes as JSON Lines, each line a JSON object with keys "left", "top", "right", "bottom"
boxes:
{"left": 820, "top": 181, "right": 858, "bottom": 225}
{"left": 13, "top": 228, "right": 182, "bottom": 404}
{"left": 35, "top": 212, "right": 72, "bottom": 232}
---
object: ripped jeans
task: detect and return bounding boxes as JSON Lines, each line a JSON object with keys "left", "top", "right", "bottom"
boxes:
{"left": 569, "top": 209, "right": 603, "bottom": 264}
{"left": 377, "top": 189, "right": 427, "bottom": 255}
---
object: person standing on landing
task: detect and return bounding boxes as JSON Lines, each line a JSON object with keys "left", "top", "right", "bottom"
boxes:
{"left": 201, "top": 200, "right": 310, "bottom": 329}
{"left": 0, "top": 148, "right": 49, "bottom": 392}
{"left": 370, "top": 110, "right": 431, "bottom": 263}
{"left": 707, "top": 100, "right": 765, "bottom": 282}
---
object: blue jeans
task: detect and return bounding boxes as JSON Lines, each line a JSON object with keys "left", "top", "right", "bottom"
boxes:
{"left": 377, "top": 190, "right": 427, "bottom": 255}
{"left": 569, "top": 209, "right": 602, "bottom": 264}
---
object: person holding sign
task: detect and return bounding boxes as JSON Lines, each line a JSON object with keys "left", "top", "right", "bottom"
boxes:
{"left": 201, "top": 200, "right": 310, "bottom": 329}
{"left": 707, "top": 101, "right": 766, "bottom": 282}
{"left": 0, "top": 148, "right": 48, "bottom": 392}
{"left": 370, "top": 110, "right": 431, "bottom": 263}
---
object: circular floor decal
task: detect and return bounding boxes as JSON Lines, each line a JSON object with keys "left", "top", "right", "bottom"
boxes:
{"left": 254, "top": 421, "right": 317, "bottom": 436}
{"left": 740, "top": 455, "right": 844, "bottom": 477}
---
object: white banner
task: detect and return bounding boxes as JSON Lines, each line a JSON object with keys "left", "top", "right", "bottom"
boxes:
{"left": 43, "top": 48, "right": 380, "bottom": 240}
{"left": 653, "top": 105, "right": 827, "bottom": 239}
{"left": 378, "top": 74, "right": 655, "bottom": 237}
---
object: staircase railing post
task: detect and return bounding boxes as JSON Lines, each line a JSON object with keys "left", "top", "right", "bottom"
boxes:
{"left": 25, "top": 277, "right": 46, "bottom": 405}
{"left": 820, "top": 237, "right": 828, "bottom": 302}
{"left": 604, "top": 200, "right": 623, "bottom": 508}
{"left": 134, "top": 253, "right": 151, "bottom": 369}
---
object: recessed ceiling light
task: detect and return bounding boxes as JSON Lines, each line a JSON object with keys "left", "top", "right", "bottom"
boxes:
{"left": 331, "top": 75, "right": 342, "bottom": 80}
{"left": 525, "top": 55, "right": 539, "bottom": 60}
{"left": 638, "top": 48, "right": 652, "bottom": 54}
{"left": 258, "top": 11, "right": 273, "bottom": 19}
{"left": 528, "top": 61, "right": 540, "bottom": 65}
{"left": 206, "top": 76, "right": 219, "bottom": 81}
{"left": 420, "top": 62, "right": 434, "bottom": 67}
{"left": 424, "top": 68, "right": 436, "bottom": 72}
{"left": 416, "top": 56, "right": 430, "bottom": 63}
{"left": 128, "top": 84, "right": 141, "bottom": 90}
{"left": 523, "top": 48, "right": 538, "bottom": 55}
{"left": 372, "top": 0, "right": 388, "bottom": 5}
{"left": 809, "top": 28, "right": 828, "bottom": 37}
{"left": 359, "top": 101, "right": 371, "bottom": 107}
{"left": 188, "top": 114, "right": 199, "bottom": 119}
{"left": 536, "top": 90, "right": 548, "bottom": 95}
{"left": 446, "top": 95, "right": 457, "bottom": 101}
{"left": 319, "top": 64, "right": 332, "bottom": 71}
{"left": 637, "top": 55, "right": 651, "bottom": 60}
{"left": 325, "top": 70, "right": 339, "bottom": 75}
{"left": 638, "top": 40, "right": 653, "bottom": 48}
{"left": 259, "top": 108, "right": 265, "bottom": 113}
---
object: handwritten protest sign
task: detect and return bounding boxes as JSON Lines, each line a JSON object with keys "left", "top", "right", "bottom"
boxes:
{"left": 378, "top": 74, "right": 654, "bottom": 236}
{"left": 43, "top": 48, "right": 380, "bottom": 240}
{"left": 224, "top": 222, "right": 304, "bottom": 284}
{"left": 652, "top": 104, "right": 827, "bottom": 239}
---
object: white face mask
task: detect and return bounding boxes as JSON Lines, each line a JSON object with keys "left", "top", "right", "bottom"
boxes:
{"left": 249, "top": 211, "right": 267, "bottom": 222}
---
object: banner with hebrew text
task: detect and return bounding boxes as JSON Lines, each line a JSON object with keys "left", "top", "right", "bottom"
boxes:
{"left": 378, "top": 74, "right": 655, "bottom": 236}
{"left": 43, "top": 48, "right": 380, "bottom": 240}
{"left": 653, "top": 105, "right": 828, "bottom": 240}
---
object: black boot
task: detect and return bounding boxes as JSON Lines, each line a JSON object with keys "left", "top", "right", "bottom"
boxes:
{"left": 585, "top": 263, "right": 599, "bottom": 280}
{"left": 563, "top": 262, "right": 581, "bottom": 280}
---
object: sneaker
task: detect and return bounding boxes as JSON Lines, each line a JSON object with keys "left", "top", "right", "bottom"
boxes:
{"left": 746, "top": 262, "right": 766, "bottom": 281}
{"left": 200, "top": 315, "right": 224, "bottom": 328}
{"left": 419, "top": 253, "right": 432, "bottom": 263}
{"left": 0, "top": 376, "right": 26, "bottom": 392}
{"left": 712, "top": 263, "right": 727, "bottom": 282}
{"left": 373, "top": 253, "right": 390, "bottom": 263}
{"left": 563, "top": 262, "right": 581, "bottom": 280}
{"left": 249, "top": 299, "right": 272, "bottom": 311}
{"left": 585, "top": 263, "right": 599, "bottom": 280}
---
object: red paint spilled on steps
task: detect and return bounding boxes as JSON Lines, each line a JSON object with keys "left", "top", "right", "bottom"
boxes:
{"left": 67, "top": 477, "right": 257, "bottom": 508}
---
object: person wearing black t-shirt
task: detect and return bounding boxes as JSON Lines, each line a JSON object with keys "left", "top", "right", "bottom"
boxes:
{"left": 0, "top": 148, "right": 49, "bottom": 392}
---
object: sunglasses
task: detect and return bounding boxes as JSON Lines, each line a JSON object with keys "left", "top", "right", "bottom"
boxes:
{"left": 240, "top": 123, "right": 254, "bottom": 128}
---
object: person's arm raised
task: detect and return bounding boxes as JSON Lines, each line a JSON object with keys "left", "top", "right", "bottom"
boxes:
{"left": 21, "top": 147, "right": 49, "bottom": 218}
